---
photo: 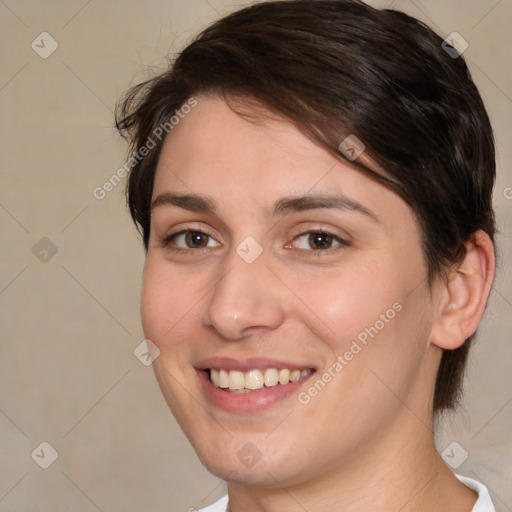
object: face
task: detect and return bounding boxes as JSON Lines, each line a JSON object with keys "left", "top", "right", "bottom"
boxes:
{"left": 142, "top": 96, "right": 440, "bottom": 487}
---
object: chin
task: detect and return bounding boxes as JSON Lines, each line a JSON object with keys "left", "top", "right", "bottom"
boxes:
{"left": 195, "top": 439, "right": 310, "bottom": 488}
{"left": 203, "top": 459, "right": 292, "bottom": 488}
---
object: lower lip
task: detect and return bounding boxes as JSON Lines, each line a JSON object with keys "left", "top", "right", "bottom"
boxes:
{"left": 198, "top": 370, "right": 314, "bottom": 413}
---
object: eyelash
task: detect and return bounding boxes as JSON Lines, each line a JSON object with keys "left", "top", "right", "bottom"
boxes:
{"left": 159, "top": 229, "right": 218, "bottom": 253}
{"left": 159, "top": 229, "right": 349, "bottom": 254}
{"left": 289, "top": 231, "right": 349, "bottom": 253}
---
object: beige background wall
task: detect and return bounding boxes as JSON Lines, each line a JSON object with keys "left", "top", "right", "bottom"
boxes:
{"left": 0, "top": 0, "right": 510, "bottom": 510}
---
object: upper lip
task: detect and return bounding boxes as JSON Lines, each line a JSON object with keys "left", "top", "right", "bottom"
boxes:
{"left": 195, "top": 357, "right": 316, "bottom": 372}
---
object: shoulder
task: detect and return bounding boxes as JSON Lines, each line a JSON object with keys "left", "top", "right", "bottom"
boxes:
{"left": 196, "top": 495, "right": 229, "bottom": 512}
{"left": 455, "top": 474, "right": 495, "bottom": 512}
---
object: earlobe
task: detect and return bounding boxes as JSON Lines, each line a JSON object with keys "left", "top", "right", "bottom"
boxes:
{"left": 430, "top": 230, "right": 495, "bottom": 350}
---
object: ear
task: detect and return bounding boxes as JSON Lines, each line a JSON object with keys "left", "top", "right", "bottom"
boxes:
{"left": 430, "top": 230, "right": 495, "bottom": 350}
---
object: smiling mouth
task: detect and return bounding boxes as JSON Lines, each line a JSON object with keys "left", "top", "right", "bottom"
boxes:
{"left": 208, "top": 368, "right": 315, "bottom": 393}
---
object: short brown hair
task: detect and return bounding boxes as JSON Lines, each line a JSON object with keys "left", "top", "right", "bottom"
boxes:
{"left": 116, "top": 0, "right": 496, "bottom": 413}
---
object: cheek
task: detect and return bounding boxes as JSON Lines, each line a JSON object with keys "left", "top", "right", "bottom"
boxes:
{"left": 307, "top": 259, "right": 431, "bottom": 396}
{"left": 292, "top": 268, "right": 431, "bottom": 445}
{"left": 140, "top": 260, "right": 168, "bottom": 341}
{"left": 299, "top": 261, "right": 402, "bottom": 347}
{"left": 297, "top": 252, "right": 430, "bottom": 385}
{"left": 140, "top": 256, "right": 197, "bottom": 348}
{"left": 140, "top": 257, "right": 203, "bottom": 422}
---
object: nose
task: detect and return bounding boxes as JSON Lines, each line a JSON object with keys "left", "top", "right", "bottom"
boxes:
{"left": 201, "top": 251, "right": 286, "bottom": 340}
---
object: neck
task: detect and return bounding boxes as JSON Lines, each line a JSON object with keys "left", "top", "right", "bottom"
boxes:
{"left": 226, "top": 416, "right": 477, "bottom": 512}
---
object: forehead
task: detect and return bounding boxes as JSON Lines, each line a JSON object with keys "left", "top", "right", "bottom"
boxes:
{"left": 154, "top": 96, "right": 326, "bottom": 188}
{"left": 152, "top": 96, "right": 409, "bottom": 223}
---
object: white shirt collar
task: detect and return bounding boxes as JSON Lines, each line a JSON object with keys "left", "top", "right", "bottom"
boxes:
{"left": 456, "top": 474, "right": 495, "bottom": 511}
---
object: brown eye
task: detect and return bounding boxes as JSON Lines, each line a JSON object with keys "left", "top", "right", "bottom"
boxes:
{"left": 167, "top": 230, "right": 220, "bottom": 249}
{"left": 185, "top": 231, "right": 210, "bottom": 247}
{"left": 308, "top": 232, "right": 334, "bottom": 249}
{"left": 291, "top": 231, "right": 346, "bottom": 252}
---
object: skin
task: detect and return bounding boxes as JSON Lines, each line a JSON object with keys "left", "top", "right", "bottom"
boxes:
{"left": 141, "top": 96, "right": 495, "bottom": 511}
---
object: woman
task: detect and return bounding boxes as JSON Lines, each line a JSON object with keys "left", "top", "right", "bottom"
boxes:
{"left": 116, "top": 1, "right": 497, "bottom": 510}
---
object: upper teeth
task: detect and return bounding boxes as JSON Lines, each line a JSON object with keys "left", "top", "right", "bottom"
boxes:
{"left": 209, "top": 368, "right": 312, "bottom": 391}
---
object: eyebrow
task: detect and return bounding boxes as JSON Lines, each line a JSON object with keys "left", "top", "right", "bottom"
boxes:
{"left": 151, "top": 192, "right": 379, "bottom": 222}
{"left": 151, "top": 192, "right": 216, "bottom": 213}
{"left": 274, "top": 195, "right": 379, "bottom": 222}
